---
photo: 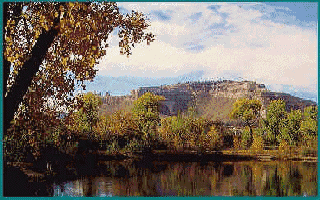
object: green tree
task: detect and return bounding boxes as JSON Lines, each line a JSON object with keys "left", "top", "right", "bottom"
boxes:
{"left": 159, "top": 116, "right": 183, "bottom": 148}
{"left": 279, "top": 109, "right": 302, "bottom": 145}
{"left": 300, "top": 106, "right": 318, "bottom": 147}
{"left": 4, "top": 2, "right": 154, "bottom": 133}
{"left": 81, "top": 92, "right": 103, "bottom": 132}
{"left": 261, "top": 100, "right": 287, "bottom": 146}
{"left": 93, "top": 110, "right": 140, "bottom": 150}
{"left": 230, "top": 98, "right": 262, "bottom": 142}
{"left": 241, "top": 127, "right": 252, "bottom": 149}
{"left": 132, "top": 92, "right": 165, "bottom": 147}
{"left": 158, "top": 111, "right": 219, "bottom": 151}
{"left": 69, "top": 92, "right": 102, "bottom": 137}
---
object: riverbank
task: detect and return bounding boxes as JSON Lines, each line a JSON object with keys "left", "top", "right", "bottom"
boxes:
{"left": 5, "top": 149, "right": 317, "bottom": 181}
{"left": 97, "top": 149, "right": 318, "bottom": 162}
{"left": 220, "top": 149, "right": 318, "bottom": 162}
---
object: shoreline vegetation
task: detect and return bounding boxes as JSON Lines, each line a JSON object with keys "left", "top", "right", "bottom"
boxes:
{"left": 4, "top": 92, "right": 318, "bottom": 181}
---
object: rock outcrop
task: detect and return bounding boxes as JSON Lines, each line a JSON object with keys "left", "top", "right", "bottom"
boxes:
{"left": 99, "top": 80, "right": 316, "bottom": 118}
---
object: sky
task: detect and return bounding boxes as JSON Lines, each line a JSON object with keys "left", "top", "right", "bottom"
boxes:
{"left": 86, "top": 2, "right": 318, "bottom": 102}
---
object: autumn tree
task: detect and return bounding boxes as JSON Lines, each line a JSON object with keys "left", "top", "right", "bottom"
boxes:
{"left": 3, "top": 2, "right": 154, "bottom": 133}
{"left": 132, "top": 92, "right": 165, "bottom": 147}
{"left": 95, "top": 114, "right": 112, "bottom": 140}
{"left": 279, "top": 109, "right": 302, "bottom": 145}
{"left": 261, "top": 100, "right": 287, "bottom": 146}
{"left": 229, "top": 98, "right": 262, "bottom": 144}
{"left": 300, "top": 106, "right": 318, "bottom": 147}
{"left": 68, "top": 92, "right": 102, "bottom": 138}
{"left": 158, "top": 111, "right": 220, "bottom": 151}
{"left": 109, "top": 110, "right": 139, "bottom": 137}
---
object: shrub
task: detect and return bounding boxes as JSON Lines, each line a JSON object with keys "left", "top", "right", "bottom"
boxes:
{"left": 241, "top": 127, "right": 252, "bottom": 149}
{"left": 250, "top": 134, "right": 264, "bottom": 151}
{"left": 278, "top": 140, "right": 289, "bottom": 154}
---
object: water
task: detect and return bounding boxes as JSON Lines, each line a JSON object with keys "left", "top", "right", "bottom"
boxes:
{"left": 48, "top": 160, "right": 317, "bottom": 197}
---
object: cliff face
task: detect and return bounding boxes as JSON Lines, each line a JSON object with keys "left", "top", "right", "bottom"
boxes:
{"left": 100, "top": 80, "right": 316, "bottom": 118}
{"left": 99, "top": 94, "right": 135, "bottom": 115}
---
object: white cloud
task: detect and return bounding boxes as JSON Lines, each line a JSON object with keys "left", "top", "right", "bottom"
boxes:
{"left": 148, "top": 21, "right": 189, "bottom": 37}
{"left": 96, "top": 3, "right": 317, "bottom": 93}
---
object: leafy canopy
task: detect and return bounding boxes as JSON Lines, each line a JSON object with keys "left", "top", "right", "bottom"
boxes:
{"left": 279, "top": 109, "right": 302, "bottom": 145}
{"left": 132, "top": 92, "right": 165, "bottom": 140}
{"left": 261, "top": 100, "right": 287, "bottom": 145}
{"left": 229, "top": 98, "right": 262, "bottom": 127}
{"left": 68, "top": 92, "right": 102, "bottom": 135}
{"left": 300, "top": 106, "right": 318, "bottom": 140}
{"left": 4, "top": 2, "right": 154, "bottom": 133}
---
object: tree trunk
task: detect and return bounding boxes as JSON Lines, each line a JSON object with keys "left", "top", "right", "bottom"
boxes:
{"left": 249, "top": 125, "right": 254, "bottom": 147}
{"left": 3, "top": 3, "right": 63, "bottom": 134}
{"left": 4, "top": 28, "right": 58, "bottom": 134}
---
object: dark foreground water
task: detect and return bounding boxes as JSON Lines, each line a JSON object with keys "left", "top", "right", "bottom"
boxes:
{"left": 52, "top": 160, "right": 317, "bottom": 197}
{"left": 6, "top": 160, "right": 318, "bottom": 196}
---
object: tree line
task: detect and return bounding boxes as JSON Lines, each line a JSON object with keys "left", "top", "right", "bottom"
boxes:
{"left": 6, "top": 90, "right": 317, "bottom": 163}
{"left": 4, "top": 2, "right": 317, "bottom": 163}
{"left": 230, "top": 98, "right": 318, "bottom": 152}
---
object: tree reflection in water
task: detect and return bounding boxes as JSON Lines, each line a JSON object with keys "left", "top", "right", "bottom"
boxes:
{"left": 51, "top": 160, "right": 317, "bottom": 197}
{"left": 53, "top": 176, "right": 114, "bottom": 197}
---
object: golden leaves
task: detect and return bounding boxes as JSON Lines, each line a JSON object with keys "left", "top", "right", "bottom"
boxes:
{"left": 230, "top": 98, "right": 262, "bottom": 126}
{"left": 75, "top": 21, "right": 81, "bottom": 27}
{"left": 69, "top": 2, "right": 75, "bottom": 8}
{"left": 117, "top": 11, "right": 154, "bottom": 56}
{"left": 61, "top": 57, "right": 68, "bottom": 66}
{"left": 5, "top": 2, "right": 155, "bottom": 132}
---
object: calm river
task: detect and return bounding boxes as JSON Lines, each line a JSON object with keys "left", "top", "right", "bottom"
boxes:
{"left": 47, "top": 160, "right": 317, "bottom": 197}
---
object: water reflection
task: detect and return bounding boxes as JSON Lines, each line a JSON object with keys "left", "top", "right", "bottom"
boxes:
{"left": 53, "top": 177, "right": 114, "bottom": 197}
{"left": 93, "top": 177, "right": 113, "bottom": 197}
{"left": 51, "top": 161, "right": 317, "bottom": 197}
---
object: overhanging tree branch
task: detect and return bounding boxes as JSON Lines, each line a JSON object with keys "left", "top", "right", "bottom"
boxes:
{"left": 3, "top": 3, "right": 64, "bottom": 133}
{"left": 4, "top": 28, "right": 58, "bottom": 133}
{"left": 3, "top": 2, "right": 154, "bottom": 135}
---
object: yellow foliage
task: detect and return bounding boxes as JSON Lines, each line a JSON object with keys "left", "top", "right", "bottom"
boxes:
{"left": 250, "top": 134, "right": 264, "bottom": 151}
{"left": 197, "top": 125, "right": 222, "bottom": 150}
{"left": 278, "top": 140, "right": 289, "bottom": 153}
{"left": 233, "top": 136, "right": 241, "bottom": 150}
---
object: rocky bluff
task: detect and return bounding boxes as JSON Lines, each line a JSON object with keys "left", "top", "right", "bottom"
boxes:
{"left": 100, "top": 80, "right": 316, "bottom": 118}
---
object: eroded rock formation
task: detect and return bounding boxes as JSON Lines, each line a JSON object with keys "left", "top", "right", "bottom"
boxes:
{"left": 100, "top": 80, "right": 316, "bottom": 118}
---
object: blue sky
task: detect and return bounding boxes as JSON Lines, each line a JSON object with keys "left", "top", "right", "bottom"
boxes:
{"left": 86, "top": 2, "right": 318, "bottom": 102}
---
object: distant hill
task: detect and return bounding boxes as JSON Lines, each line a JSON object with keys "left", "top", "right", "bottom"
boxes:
{"left": 99, "top": 95, "right": 134, "bottom": 116}
{"left": 81, "top": 70, "right": 206, "bottom": 96}
{"left": 81, "top": 72, "right": 317, "bottom": 103}
{"left": 194, "top": 95, "right": 236, "bottom": 121}
{"left": 97, "top": 80, "right": 317, "bottom": 121}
